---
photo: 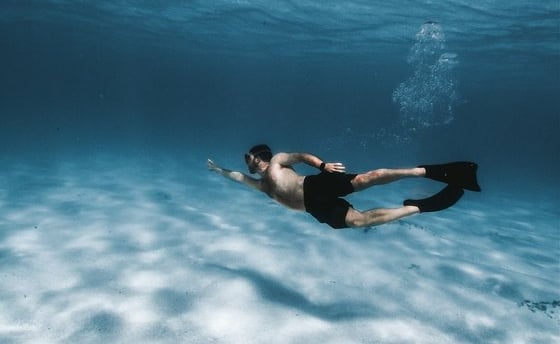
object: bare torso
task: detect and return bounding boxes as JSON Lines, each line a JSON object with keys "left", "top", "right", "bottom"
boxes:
{"left": 261, "top": 160, "right": 306, "bottom": 210}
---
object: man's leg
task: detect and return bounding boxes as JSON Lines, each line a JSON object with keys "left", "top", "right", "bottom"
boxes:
{"left": 344, "top": 206, "right": 419, "bottom": 228}
{"left": 351, "top": 167, "right": 425, "bottom": 192}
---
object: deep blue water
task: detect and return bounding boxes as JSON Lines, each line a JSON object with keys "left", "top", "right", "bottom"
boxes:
{"left": 0, "top": 1, "right": 559, "bottom": 343}
{"left": 1, "top": 0, "right": 559, "bottom": 179}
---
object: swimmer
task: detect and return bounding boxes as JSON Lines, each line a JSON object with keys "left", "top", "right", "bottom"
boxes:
{"left": 207, "top": 145, "right": 480, "bottom": 229}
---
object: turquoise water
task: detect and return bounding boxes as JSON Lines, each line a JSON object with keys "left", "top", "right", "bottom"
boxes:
{"left": 1, "top": 1, "right": 559, "bottom": 343}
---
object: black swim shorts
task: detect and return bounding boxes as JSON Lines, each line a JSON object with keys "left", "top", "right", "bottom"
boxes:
{"left": 303, "top": 172, "right": 357, "bottom": 229}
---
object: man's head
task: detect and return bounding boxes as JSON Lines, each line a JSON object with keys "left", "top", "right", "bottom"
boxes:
{"left": 244, "top": 144, "right": 272, "bottom": 174}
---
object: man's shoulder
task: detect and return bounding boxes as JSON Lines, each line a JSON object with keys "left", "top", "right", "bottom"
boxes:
{"left": 269, "top": 152, "right": 289, "bottom": 165}
{"left": 271, "top": 152, "right": 290, "bottom": 159}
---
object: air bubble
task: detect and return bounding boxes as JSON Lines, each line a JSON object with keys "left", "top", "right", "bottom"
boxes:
{"left": 393, "top": 23, "right": 460, "bottom": 129}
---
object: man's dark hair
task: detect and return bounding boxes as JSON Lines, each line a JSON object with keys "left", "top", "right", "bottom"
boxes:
{"left": 249, "top": 144, "right": 272, "bottom": 162}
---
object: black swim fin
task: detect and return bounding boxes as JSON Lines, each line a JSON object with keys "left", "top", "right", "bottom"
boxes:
{"left": 420, "top": 161, "right": 481, "bottom": 192}
{"left": 404, "top": 185, "right": 464, "bottom": 212}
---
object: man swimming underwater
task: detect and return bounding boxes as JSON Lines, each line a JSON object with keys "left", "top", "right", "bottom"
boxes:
{"left": 207, "top": 144, "right": 480, "bottom": 229}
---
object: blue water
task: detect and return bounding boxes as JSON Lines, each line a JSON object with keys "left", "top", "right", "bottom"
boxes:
{"left": 1, "top": 1, "right": 559, "bottom": 343}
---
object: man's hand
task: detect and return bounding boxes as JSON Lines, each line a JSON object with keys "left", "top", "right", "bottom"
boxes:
{"left": 323, "top": 162, "right": 346, "bottom": 173}
{"left": 207, "top": 159, "right": 222, "bottom": 173}
{"left": 207, "top": 158, "right": 260, "bottom": 189}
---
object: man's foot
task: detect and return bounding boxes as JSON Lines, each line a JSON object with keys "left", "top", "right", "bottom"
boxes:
{"left": 403, "top": 185, "right": 464, "bottom": 212}
{"left": 420, "top": 161, "right": 481, "bottom": 192}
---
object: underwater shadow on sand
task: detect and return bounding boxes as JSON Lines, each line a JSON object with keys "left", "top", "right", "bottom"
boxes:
{"left": 207, "top": 264, "right": 379, "bottom": 321}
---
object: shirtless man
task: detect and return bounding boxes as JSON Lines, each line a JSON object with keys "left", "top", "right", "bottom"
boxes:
{"left": 207, "top": 144, "right": 480, "bottom": 229}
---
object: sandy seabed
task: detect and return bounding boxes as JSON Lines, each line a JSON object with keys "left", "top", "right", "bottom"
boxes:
{"left": 0, "top": 154, "right": 558, "bottom": 343}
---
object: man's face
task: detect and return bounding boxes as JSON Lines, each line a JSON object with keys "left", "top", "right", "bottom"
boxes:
{"left": 244, "top": 153, "right": 259, "bottom": 174}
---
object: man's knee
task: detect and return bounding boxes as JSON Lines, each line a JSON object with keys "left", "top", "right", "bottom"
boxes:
{"left": 344, "top": 209, "right": 367, "bottom": 228}
{"left": 353, "top": 169, "right": 386, "bottom": 187}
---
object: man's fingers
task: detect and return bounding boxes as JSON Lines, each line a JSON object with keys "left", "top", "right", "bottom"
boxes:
{"left": 327, "top": 162, "right": 346, "bottom": 172}
{"left": 207, "top": 159, "right": 218, "bottom": 170}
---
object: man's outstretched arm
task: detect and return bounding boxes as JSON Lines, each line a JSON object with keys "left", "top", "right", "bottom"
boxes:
{"left": 207, "top": 159, "right": 262, "bottom": 190}
{"left": 273, "top": 152, "right": 346, "bottom": 173}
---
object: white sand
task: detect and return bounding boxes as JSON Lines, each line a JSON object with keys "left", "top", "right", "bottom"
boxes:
{"left": 0, "top": 154, "right": 558, "bottom": 343}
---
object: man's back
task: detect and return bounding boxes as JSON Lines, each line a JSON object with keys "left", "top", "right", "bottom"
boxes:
{"left": 262, "top": 154, "right": 306, "bottom": 210}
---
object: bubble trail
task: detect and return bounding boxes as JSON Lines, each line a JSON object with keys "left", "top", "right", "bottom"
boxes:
{"left": 392, "top": 22, "right": 460, "bottom": 129}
